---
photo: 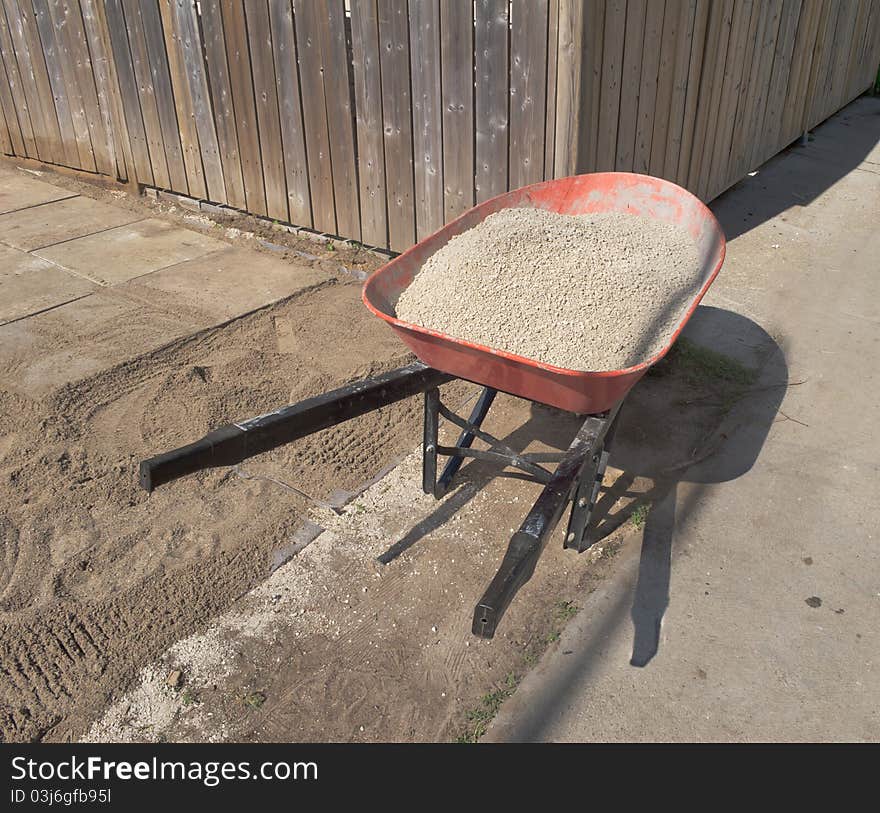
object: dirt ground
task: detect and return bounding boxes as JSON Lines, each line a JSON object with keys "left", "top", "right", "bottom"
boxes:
{"left": 0, "top": 167, "right": 744, "bottom": 743}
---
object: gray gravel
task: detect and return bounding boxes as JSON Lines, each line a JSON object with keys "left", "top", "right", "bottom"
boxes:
{"left": 395, "top": 208, "right": 703, "bottom": 371}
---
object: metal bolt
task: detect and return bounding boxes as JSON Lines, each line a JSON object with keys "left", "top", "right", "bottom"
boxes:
{"left": 578, "top": 497, "right": 587, "bottom": 508}
{"left": 425, "top": 444, "right": 435, "bottom": 453}
{"left": 566, "top": 532, "right": 575, "bottom": 543}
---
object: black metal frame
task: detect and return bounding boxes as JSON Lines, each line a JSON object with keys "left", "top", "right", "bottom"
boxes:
{"left": 139, "top": 363, "right": 623, "bottom": 639}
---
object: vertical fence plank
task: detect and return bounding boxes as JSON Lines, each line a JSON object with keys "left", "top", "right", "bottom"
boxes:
{"left": 351, "top": 0, "right": 386, "bottom": 245}
{"left": 662, "top": 0, "right": 696, "bottom": 181}
{"left": 269, "top": 0, "right": 311, "bottom": 228}
{"left": 580, "top": 0, "right": 606, "bottom": 172}
{"left": 0, "top": 37, "right": 25, "bottom": 155}
{"left": 553, "top": 0, "right": 584, "bottom": 176}
{"left": 746, "top": 0, "right": 784, "bottom": 170}
{"left": 686, "top": 0, "right": 730, "bottom": 196}
{"left": 440, "top": 0, "right": 474, "bottom": 222}
{"left": 378, "top": 0, "right": 415, "bottom": 250}
{"left": 615, "top": 0, "right": 646, "bottom": 172}
{"left": 174, "top": 0, "right": 226, "bottom": 202}
{"left": 543, "top": 0, "right": 558, "bottom": 180}
{"left": 475, "top": 0, "right": 508, "bottom": 201}
{"left": 409, "top": 0, "right": 443, "bottom": 239}
{"left": 596, "top": 0, "right": 625, "bottom": 170}
{"left": 633, "top": 0, "right": 665, "bottom": 174}
{"left": 246, "top": 0, "right": 287, "bottom": 222}
{"left": 293, "top": 0, "right": 336, "bottom": 233}
{"left": 649, "top": 0, "right": 678, "bottom": 177}
{"left": 674, "top": 0, "right": 708, "bottom": 186}
{"left": 0, "top": 3, "right": 38, "bottom": 157}
{"left": 157, "top": 0, "right": 206, "bottom": 199}
{"left": 105, "top": 0, "right": 153, "bottom": 184}
{"left": 318, "top": 0, "right": 360, "bottom": 240}
{"left": 42, "top": 0, "right": 97, "bottom": 170}
{"left": 138, "top": 0, "right": 187, "bottom": 191}
{"left": 81, "top": 0, "right": 131, "bottom": 180}
{"left": 2, "top": 0, "right": 61, "bottom": 163}
{"left": 118, "top": 0, "right": 170, "bottom": 187}
{"left": 201, "top": 0, "right": 244, "bottom": 208}
{"left": 509, "top": 0, "right": 548, "bottom": 189}
{"left": 0, "top": 90, "right": 11, "bottom": 153}
{"left": 64, "top": 0, "right": 116, "bottom": 175}
{"left": 705, "top": 0, "right": 752, "bottom": 199}
{"left": 222, "top": 0, "right": 266, "bottom": 215}
{"left": 727, "top": 0, "right": 765, "bottom": 181}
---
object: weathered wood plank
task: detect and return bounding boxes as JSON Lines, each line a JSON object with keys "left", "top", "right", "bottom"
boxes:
{"left": 553, "top": 0, "right": 584, "bottom": 176}
{"left": 157, "top": 0, "right": 206, "bottom": 199}
{"left": 246, "top": 0, "right": 287, "bottom": 222}
{"left": 173, "top": 0, "right": 226, "bottom": 202}
{"left": 685, "top": 0, "right": 725, "bottom": 194}
{"left": 0, "top": 3, "right": 38, "bottom": 158}
{"left": 2, "top": 0, "right": 61, "bottom": 163}
{"left": 746, "top": 0, "right": 784, "bottom": 169}
{"left": 293, "top": 0, "right": 336, "bottom": 233}
{"left": 649, "top": 0, "right": 679, "bottom": 178}
{"left": 0, "top": 89, "right": 11, "bottom": 154}
{"left": 673, "top": 0, "right": 709, "bottom": 186}
{"left": 41, "top": 0, "right": 97, "bottom": 170}
{"left": 62, "top": 0, "right": 116, "bottom": 174}
{"left": 706, "top": 0, "right": 753, "bottom": 199}
{"left": 615, "top": 0, "right": 646, "bottom": 172}
{"left": 0, "top": 37, "right": 25, "bottom": 155}
{"left": 104, "top": 0, "right": 153, "bottom": 184}
{"left": 543, "top": 0, "right": 559, "bottom": 179}
{"left": 804, "top": 0, "right": 837, "bottom": 131}
{"left": 222, "top": 0, "right": 266, "bottom": 215}
{"left": 269, "top": 0, "right": 311, "bottom": 228}
{"left": 408, "top": 0, "right": 443, "bottom": 239}
{"left": 475, "top": 0, "right": 508, "bottom": 201}
{"left": 200, "top": 0, "right": 245, "bottom": 208}
{"left": 510, "top": 0, "right": 548, "bottom": 189}
{"left": 318, "top": 0, "right": 360, "bottom": 239}
{"left": 633, "top": 0, "right": 665, "bottom": 174}
{"left": 351, "top": 0, "right": 386, "bottom": 244}
{"left": 378, "top": 0, "right": 415, "bottom": 250}
{"left": 580, "top": 0, "right": 606, "bottom": 172}
{"left": 727, "top": 0, "right": 765, "bottom": 181}
{"left": 137, "top": 0, "right": 187, "bottom": 190}
{"left": 596, "top": 0, "right": 625, "bottom": 170}
{"left": 80, "top": 0, "right": 132, "bottom": 180}
{"left": 118, "top": 0, "right": 170, "bottom": 187}
{"left": 440, "top": 0, "right": 474, "bottom": 221}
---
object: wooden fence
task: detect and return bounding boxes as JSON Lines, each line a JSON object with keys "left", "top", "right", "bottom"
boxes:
{"left": 1, "top": 1, "right": 878, "bottom": 251}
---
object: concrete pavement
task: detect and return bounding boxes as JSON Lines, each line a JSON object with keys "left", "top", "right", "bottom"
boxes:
{"left": 0, "top": 163, "right": 328, "bottom": 400}
{"left": 486, "top": 96, "right": 880, "bottom": 742}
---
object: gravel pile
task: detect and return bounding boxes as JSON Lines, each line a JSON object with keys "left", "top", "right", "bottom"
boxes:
{"left": 395, "top": 208, "right": 703, "bottom": 371}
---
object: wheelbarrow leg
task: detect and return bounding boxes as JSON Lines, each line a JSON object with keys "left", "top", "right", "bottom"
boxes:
{"left": 435, "top": 387, "right": 497, "bottom": 496}
{"left": 472, "top": 403, "right": 621, "bottom": 639}
{"left": 564, "top": 406, "right": 622, "bottom": 553}
{"left": 422, "top": 388, "right": 440, "bottom": 495}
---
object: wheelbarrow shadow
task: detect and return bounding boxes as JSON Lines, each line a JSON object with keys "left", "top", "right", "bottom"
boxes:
{"left": 378, "top": 306, "right": 785, "bottom": 670}
{"left": 591, "top": 305, "right": 787, "bottom": 666}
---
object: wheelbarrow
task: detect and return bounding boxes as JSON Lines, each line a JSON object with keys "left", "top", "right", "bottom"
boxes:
{"left": 139, "top": 172, "right": 726, "bottom": 639}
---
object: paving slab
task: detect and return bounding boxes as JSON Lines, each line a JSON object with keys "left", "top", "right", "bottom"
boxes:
{"left": 0, "top": 292, "right": 197, "bottom": 399}
{"left": 122, "top": 246, "right": 329, "bottom": 322}
{"left": 0, "top": 171, "right": 77, "bottom": 214}
{"left": 34, "top": 217, "right": 227, "bottom": 285}
{"left": 0, "top": 244, "right": 97, "bottom": 324}
{"left": 0, "top": 196, "right": 142, "bottom": 251}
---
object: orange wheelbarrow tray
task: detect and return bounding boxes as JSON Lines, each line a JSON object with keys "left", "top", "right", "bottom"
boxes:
{"left": 138, "top": 173, "right": 725, "bottom": 639}
{"left": 363, "top": 172, "right": 726, "bottom": 414}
